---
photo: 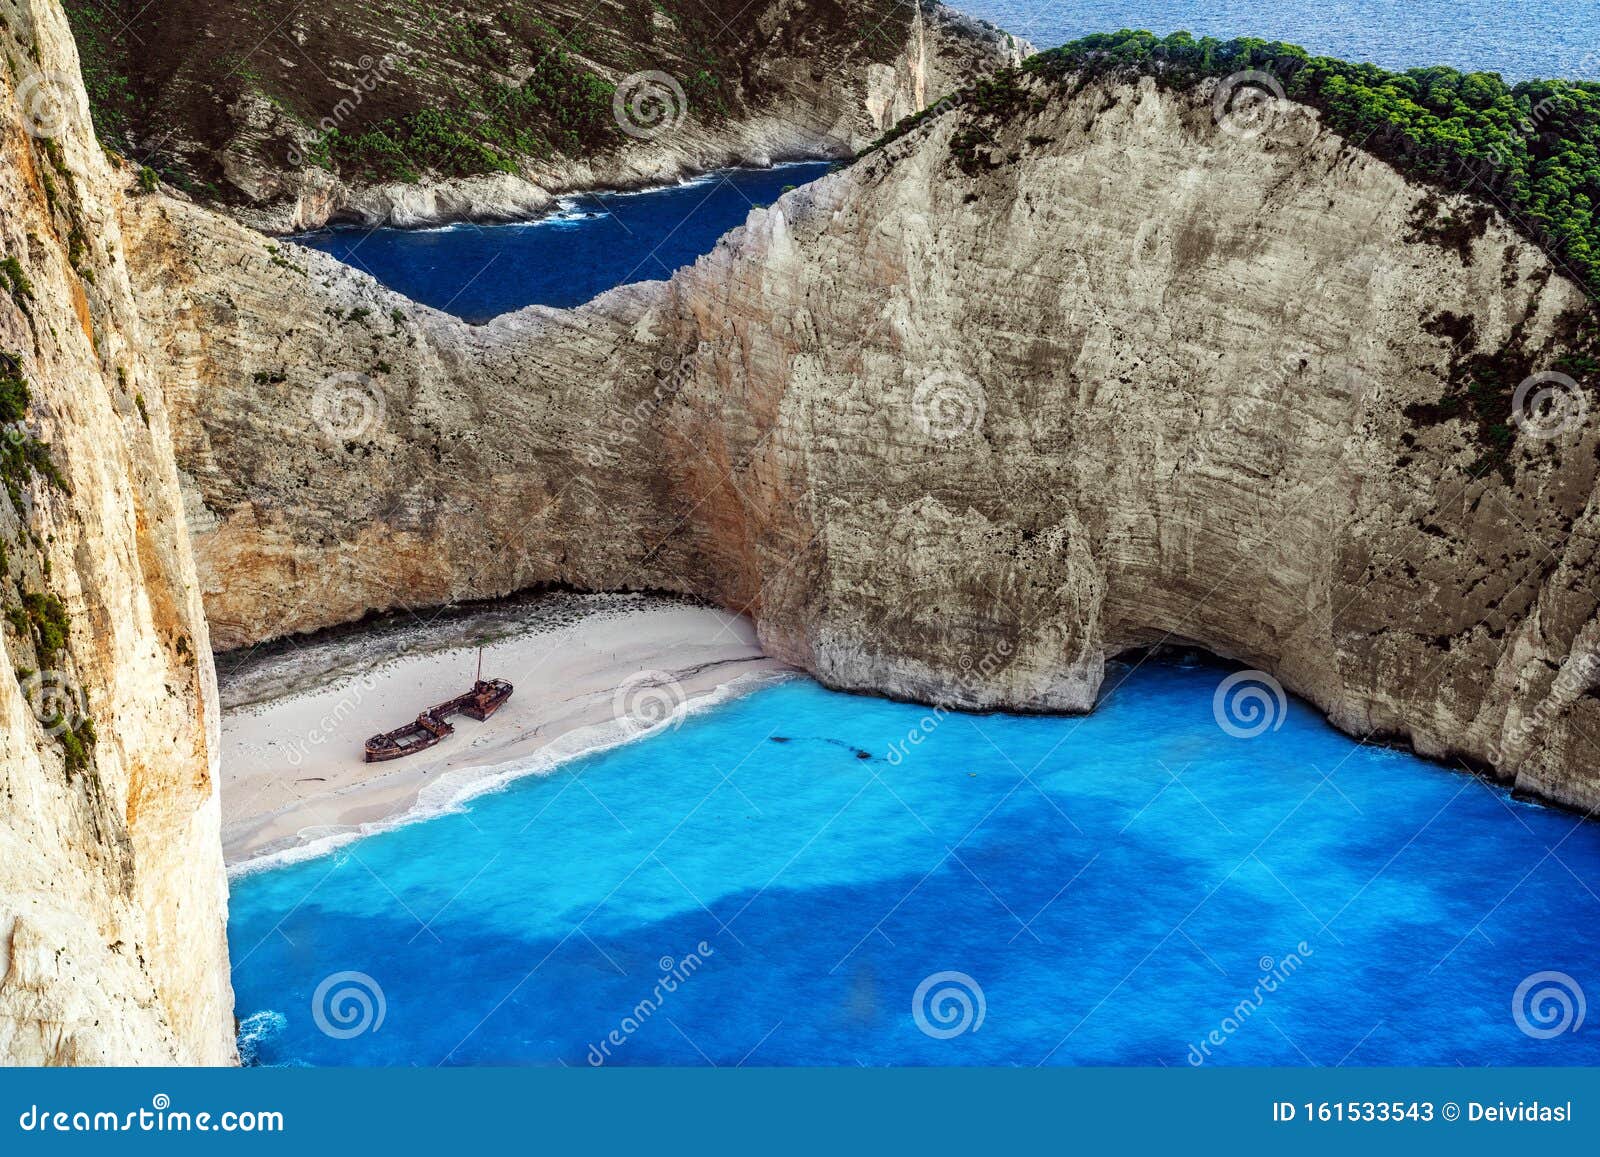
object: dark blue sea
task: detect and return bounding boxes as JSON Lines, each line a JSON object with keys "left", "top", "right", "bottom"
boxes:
{"left": 292, "top": 162, "right": 832, "bottom": 323}
{"left": 955, "top": 0, "right": 1596, "bottom": 82}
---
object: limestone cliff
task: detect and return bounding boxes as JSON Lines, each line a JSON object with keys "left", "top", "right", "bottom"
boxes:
{"left": 67, "top": 0, "right": 1025, "bottom": 230}
{"left": 127, "top": 70, "right": 1600, "bottom": 813}
{"left": 0, "top": 0, "right": 233, "bottom": 1063}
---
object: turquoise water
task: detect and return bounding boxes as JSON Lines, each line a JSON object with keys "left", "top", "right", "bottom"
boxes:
{"left": 954, "top": 1, "right": 1596, "bottom": 81}
{"left": 293, "top": 162, "right": 831, "bottom": 323}
{"left": 229, "top": 659, "right": 1600, "bottom": 1067}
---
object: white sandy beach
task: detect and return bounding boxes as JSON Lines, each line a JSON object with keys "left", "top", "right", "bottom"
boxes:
{"left": 218, "top": 593, "right": 788, "bottom": 870}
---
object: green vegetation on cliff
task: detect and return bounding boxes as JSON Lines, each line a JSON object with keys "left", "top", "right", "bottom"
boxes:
{"left": 61, "top": 0, "right": 918, "bottom": 197}
{"left": 1017, "top": 31, "right": 1600, "bottom": 300}
{"left": 867, "top": 31, "right": 1600, "bottom": 300}
{"left": 0, "top": 351, "right": 66, "bottom": 501}
{"left": 0, "top": 354, "right": 27, "bottom": 424}
{"left": 318, "top": 38, "right": 619, "bottom": 182}
{"left": 20, "top": 591, "right": 69, "bottom": 661}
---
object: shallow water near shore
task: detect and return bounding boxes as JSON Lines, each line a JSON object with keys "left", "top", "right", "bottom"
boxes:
{"left": 228, "top": 657, "right": 1600, "bottom": 1066}
{"left": 292, "top": 162, "right": 832, "bottom": 322}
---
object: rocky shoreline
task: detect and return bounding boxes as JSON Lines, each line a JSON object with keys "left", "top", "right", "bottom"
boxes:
{"left": 199, "top": 6, "right": 1029, "bottom": 233}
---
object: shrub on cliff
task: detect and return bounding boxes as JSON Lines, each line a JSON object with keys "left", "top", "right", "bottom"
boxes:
{"left": 21, "top": 592, "right": 69, "bottom": 660}
{"left": 0, "top": 354, "right": 27, "bottom": 424}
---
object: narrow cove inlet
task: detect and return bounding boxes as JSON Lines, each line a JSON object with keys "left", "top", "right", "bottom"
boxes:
{"left": 219, "top": 164, "right": 1600, "bottom": 1070}
{"left": 292, "top": 163, "right": 834, "bottom": 321}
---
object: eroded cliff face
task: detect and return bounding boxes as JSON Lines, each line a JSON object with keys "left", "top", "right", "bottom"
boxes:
{"left": 0, "top": 0, "right": 233, "bottom": 1063}
{"left": 126, "top": 73, "right": 1600, "bottom": 813}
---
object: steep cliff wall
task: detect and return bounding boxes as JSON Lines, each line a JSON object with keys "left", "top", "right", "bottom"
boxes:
{"left": 127, "top": 71, "right": 1600, "bottom": 816}
{"left": 67, "top": 0, "right": 1025, "bottom": 230}
{"left": 0, "top": 0, "right": 233, "bottom": 1063}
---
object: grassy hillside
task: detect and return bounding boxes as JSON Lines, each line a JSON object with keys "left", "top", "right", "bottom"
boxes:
{"left": 64, "top": 0, "right": 920, "bottom": 199}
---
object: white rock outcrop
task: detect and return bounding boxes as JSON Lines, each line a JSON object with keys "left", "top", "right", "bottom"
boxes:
{"left": 0, "top": 0, "right": 234, "bottom": 1064}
